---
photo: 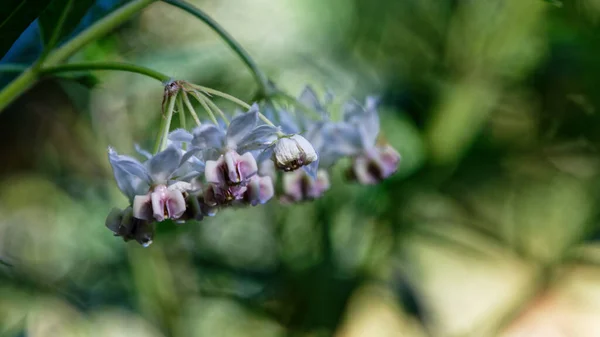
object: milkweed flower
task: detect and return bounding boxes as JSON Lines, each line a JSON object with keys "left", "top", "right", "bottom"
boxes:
{"left": 105, "top": 207, "right": 155, "bottom": 247}
{"left": 272, "top": 134, "right": 318, "bottom": 171}
{"left": 342, "top": 97, "right": 401, "bottom": 184}
{"left": 108, "top": 145, "right": 195, "bottom": 222}
{"left": 105, "top": 81, "right": 400, "bottom": 246}
{"left": 281, "top": 169, "right": 330, "bottom": 203}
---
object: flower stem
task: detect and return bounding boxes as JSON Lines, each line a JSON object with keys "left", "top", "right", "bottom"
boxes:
{"left": 182, "top": 92, "right": 202, "bottom": 126}
{"left": 177, "top": 94, "right": 187, "bottom": 130}
{"left": 155, "top": 93, "right": 178, "bottom": 153}
{"left": 187, "top": 83, "right": 276, "bottom": 127}
{"left": 190, "top": 84, "right": 250, "bottom": 109}
{"left": 195, "top": 91, "right": 229, "bottom": 126}
{"left": 161, "top": 0, "right": 273, "bottom": 96}
{"left": 41, "top": 62, "right": 171, "bottom": 82}
{"left": 0, "top": 0, "right": 157, "bottom": 113}
{"left": 190, "top": 91, "right": 219, "bottom": 125}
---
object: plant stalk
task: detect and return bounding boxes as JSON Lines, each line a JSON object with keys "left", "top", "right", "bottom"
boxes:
{"left": 162, "top": 0, "right": 273, "bottom": 96}
{"left": 0, "top": 0, "right": 157, "bottom": 112}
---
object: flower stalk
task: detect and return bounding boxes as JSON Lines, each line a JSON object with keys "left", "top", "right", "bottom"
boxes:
{"left": 155, "top": 93, "right": 178, "bottom": 153}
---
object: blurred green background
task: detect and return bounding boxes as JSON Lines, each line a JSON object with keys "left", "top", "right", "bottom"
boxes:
{"left": 4, "top": 0, "right": 600, "bottom": 336}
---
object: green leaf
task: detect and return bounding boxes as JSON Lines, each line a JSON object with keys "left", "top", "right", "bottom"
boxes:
{"left": 38, "top": 0, "right": 95, "bottom": 48}
{"left": 0, "top": 0, "right": 54, "bottom": 59}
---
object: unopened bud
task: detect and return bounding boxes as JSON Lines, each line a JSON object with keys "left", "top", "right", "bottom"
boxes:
{"left": 272, "top": 135, "right": 317, "bottom": 171}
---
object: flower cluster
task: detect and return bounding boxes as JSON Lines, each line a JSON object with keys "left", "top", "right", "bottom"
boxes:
{"left": 106, "top": 83, "right": 400, "bottom": 246}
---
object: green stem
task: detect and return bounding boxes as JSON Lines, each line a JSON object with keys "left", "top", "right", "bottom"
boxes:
{"left": 41, "top": 62, "right": 170, "bottom": 82}
{"left": 195, "top": 91, "right": 229, "bottom": 126}
{"left": 177, "top": 94, "right": 187, "bottom": 131}
{"left": 190, "top": 84, "right": 251, "bottom": 109}
{"left": 45, "top": 0, "right": 157, "bottom": 65}
{"left": 182, "top": 92, "right": 202, "bottom": 126}
{"left": 190, "top": 84, "right": 277, "bottom": 128}
{"left": 155, "top": 93, "right": 178, "bottom": 153}
{"left": 162, "top": 0, "right": 273, "bottom": 96}
{"left": 0, "top": 0, "right": 157, "bottom": 112}
{"left": 190, "top": 91, "right": 219, "bottom": 125}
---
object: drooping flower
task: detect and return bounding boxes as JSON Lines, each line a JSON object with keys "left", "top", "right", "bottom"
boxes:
{"left": 105, "top": 207, "right": 155, "bottom": 247}
{"left": 243, "top": 175, "right": 274, "bottom": 206}
{"left": 340, "top": 97, "right": 401, "bottom": 184}
{"left": 271, "top": 134, "right": 318, "bottom": 171}
{"left": 205, "top": 150, "right": 258, "bottom": 186}
{"left": 132, "top": 183, "right": 188, "bottom": 222}
{"left": 108, "top": 145, "right": 196, "bottom": 222}
{"left": 347, "top": 144, "right": 400, "bottom": 184}
{"left": 190, "top": 105, "right": 279, "bottom": 160}
{"left": 281, "top": 169, "right": 330, "bottom": 203}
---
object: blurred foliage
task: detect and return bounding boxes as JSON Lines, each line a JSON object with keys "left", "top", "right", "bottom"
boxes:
{"left": 4, "top": 0, "right": 600, "bottom": 336}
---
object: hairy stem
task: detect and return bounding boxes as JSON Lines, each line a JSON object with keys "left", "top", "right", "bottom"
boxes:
{"left": 162, "top": 0, "right": 273, "bottom": 96}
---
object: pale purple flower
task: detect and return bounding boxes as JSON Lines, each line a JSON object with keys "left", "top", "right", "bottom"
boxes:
{"left": 190, "top": 104, "right": 279, "bottom": 160}
{"left": 281, "top": 169, "right": 330, "bottom": 203}
{"left": 203, "top": 150, "right": 258, "bottom": 206}
{"left": 348, "top": 144, "right": 400, "bottom": 185}
{"left": 108, "top": 145, "right": 196, "bottom": 222}
{"left": 243, "top": 175, "right": 274, "bottom": 206}
{"left": 341, "top": 97, "right": 401, "bottom": 183}
{"left": 132, "top": 183, "right": 188, "bottom": 222}
{"left": 205, "top": 150, "right": 258, "bottom": 185}
{"left": 203, "top": 183, "right": 248, "bottom": 206}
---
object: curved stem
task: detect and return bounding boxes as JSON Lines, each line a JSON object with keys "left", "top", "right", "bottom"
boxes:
{"left": 45, "top": 0, "right": 157, "bottom": 65}
{"left": 0, "top": 0, "right": 156, "bottom": 112}
{"left": 41, "top": 62, "right": 171, "bottom": 82}
{"left": 162, "top": 0, "right": 273, "bottom": 96}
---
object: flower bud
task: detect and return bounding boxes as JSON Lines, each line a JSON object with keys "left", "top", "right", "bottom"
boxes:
{"left": 272, "top": 135, "right": 317, "bottom": 171}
